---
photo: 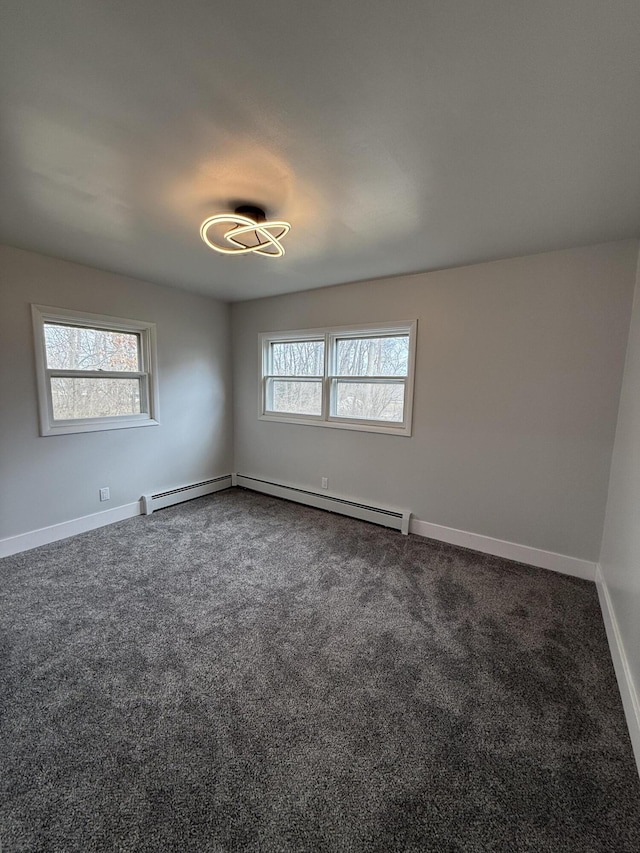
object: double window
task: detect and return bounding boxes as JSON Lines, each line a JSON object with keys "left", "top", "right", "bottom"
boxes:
{"left": 32, "top": 305, "right": 159, "bottom": 436}
{"left": 260, "top": 321, "right": 416, "bottom": 435}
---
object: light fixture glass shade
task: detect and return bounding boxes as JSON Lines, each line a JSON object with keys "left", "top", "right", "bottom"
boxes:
{"left": 200, "top": 213, "right": 290, "bottom": 257}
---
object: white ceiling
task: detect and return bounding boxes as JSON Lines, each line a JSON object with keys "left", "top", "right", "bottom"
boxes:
{"left": 1, "top": 1, "right": 639, "bottom": 302}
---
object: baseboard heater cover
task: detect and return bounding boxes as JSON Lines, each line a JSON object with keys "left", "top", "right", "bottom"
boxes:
{"left": 142, "top": 475, "right": 232, "bottom": 515}
{"left": 235, "top": 474, "right": 411, "bottom": 535}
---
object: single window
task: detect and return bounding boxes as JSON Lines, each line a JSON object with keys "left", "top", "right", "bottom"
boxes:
{"left": 260, "top": 322, "right": 416, "bottom": 435}
{"left": 32, "top": 305, "right": 159, "bottom": 436}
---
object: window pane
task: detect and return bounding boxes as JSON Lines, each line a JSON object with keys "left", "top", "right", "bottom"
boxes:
{"left": 334, "top": 381, "right": 405, "bottom": 422}
{"left": 270, "top": 340, "right": 324, "bottom": 376}
{"left": 50, "top": 377, "right": 142, "bottom": 420}
{"left": 335, "top": 335, "right": 409, "bottom": 377}
{"left": 267, "top": 379, "right": 322, "bottom": 416}
{"left": 44, "top": 324, "right": 140, "bottom": 371}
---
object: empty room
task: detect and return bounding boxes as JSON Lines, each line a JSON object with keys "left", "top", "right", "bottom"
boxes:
{"left": 1, "top": 1, "right": 640, "bottom": 850}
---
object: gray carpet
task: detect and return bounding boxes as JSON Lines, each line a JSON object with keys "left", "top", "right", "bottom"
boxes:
{"left": 1, "top": 488, "right": 639, "bottom": 852}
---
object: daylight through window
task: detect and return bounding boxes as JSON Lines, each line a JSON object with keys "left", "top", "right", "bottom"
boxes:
{"left": 260, "top": 322, "right": 416, "bottom": 435}
{"left": 32, "top": 306, "right": 159, "bottom": 436}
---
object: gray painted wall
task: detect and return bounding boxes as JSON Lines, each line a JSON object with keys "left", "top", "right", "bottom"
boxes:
{"left": 600, "top": 254, "right": 640, "bottom": 702}
{"left": 0, "top": 245, "right": 233, "bottom": 539}
{"left": 232, "top": 241, "right": 638, "bottom": 561}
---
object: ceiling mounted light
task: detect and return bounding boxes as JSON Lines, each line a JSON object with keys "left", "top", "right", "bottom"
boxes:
{"left": 200, "top": 205, "right": 290, "bottom": 258}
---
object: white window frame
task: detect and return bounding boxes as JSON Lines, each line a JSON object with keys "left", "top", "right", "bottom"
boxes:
{"left": 31, "top": 305, "right": 160, "bottom": 436}
{"left": 259, "top": 321, "right": 417, "bottom": 436}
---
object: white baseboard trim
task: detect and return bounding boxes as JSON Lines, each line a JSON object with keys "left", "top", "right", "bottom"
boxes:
{"left": 0, "top": 501, "right": 142, "bottom": 559}
{"left": 2, "top": 483, "right": 597, "bottom": 583}
{"left": 596, "top": 565, "right": 640, "bottom": 776}
{"left": 409, "top": 517, "right": 597, "bottom": 580}
{"left": 1, "top": 474, "right": 235, "bottom": 558}
{"left": 234, "top": 475, "right": 594, "bottom": 579}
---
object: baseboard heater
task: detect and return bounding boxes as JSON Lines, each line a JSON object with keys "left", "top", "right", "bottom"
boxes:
{"left": 142, "top": 475, "right": 232, "bottom": 515}
{"left": 234, "top": 474, "right": 411, "bottom": 535}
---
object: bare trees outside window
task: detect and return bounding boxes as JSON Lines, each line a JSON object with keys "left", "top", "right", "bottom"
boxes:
{"left": 32, "top": 306, "right": 159, "bottom": 436}
{"left": 261, "top": 323, "right": 416, "bottom": 435}
{"left": 44, "top": 325, "right": 142, "bottom": 419}
{"left": 333, "top": 335, "right": 408, "bottom": 422}
{"left": 269, "top": 340, "right": 324, "bottom": 416}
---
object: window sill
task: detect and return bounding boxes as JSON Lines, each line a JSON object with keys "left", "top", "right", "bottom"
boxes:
{"left": 41, "top": 417, "right": 160, "bottom": 437}
{"left": 259, "top": 413, "right": 412, "bottom": 436}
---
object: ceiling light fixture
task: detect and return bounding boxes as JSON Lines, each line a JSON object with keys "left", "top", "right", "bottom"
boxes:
{"left": 200, "top": 205, "right": 290, "bottom": 258}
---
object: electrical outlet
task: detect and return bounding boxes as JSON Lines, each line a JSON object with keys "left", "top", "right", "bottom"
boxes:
{"left": 321, "top": 477, "right": 328, "bottom": 490}
{"left": 99, "top": 487, "right": 110, "bottom": 502}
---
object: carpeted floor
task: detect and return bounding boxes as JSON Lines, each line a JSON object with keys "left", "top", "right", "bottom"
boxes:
{"left": 1, "top": 488, "right": 639, "bottom": 852}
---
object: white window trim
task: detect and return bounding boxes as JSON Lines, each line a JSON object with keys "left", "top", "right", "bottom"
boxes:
{"left": 31, "top": 304, "right": 160, "bottom": 436}
{"left": 259, "top": 321, "right": 417, "bottom": 436}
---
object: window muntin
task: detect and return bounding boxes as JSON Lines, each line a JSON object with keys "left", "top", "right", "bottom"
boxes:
{"left": 260, "top": 322, "right": 416, "bottom": 435}
{"left": 32, "top": 306, "right": 159, "bottom": 436}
